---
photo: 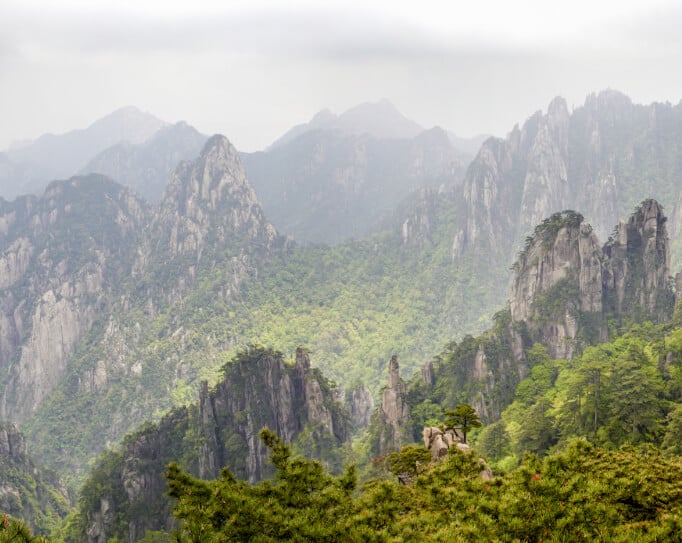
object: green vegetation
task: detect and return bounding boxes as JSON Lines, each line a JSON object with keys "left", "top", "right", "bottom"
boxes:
{"left": 24, "top": 195, "right": 507, "bottom": 485}
{"left": 463, "top": 322, "right": 682, "bottom": 470}
{"left": 0, "top": 425, "right": 70, "bottom": 537}
{"left": 517, "top": 210, "right": 584, "bottom": 263}
{"left": 443, "top": 404, "right": 482, "bottom": 443}
{"left": 163, "top": 427, "right": 682, "bottom": 542}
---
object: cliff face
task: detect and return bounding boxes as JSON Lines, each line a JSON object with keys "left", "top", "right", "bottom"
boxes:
{"left": 78, "top": 347, "right": 349, "bottom": 543}
{"left": 137, "top": 134, "right": 279, "bottom": 306}
{"left": 603, "top": 199, "right": 672, "bottom": 321}
{"left": 371, "top": 356, "right": 411, "bottom": 455}
{"left": 510, "top": 201, "right": 673, "bottom": 358}
{"left": 243, "top": 125, "right": 469, "bottom": 244}
{"left": 452, "top": 91, "right": 682, "bottom": 266}
{"left": 0, "top": 422, "right": 70, "bottom": 535}
{"left": 509, "top": 211, "right": 606, "bottom": 359}
{"left": 0, "top": 176, "right": 148, "bottom": 422}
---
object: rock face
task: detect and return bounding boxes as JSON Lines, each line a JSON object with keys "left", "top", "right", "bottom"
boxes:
{"left": 0, "top": 175, "right": 148, "bottom": 422}
{"left": 83, "top": 121, "right": 208, "bottom": 204}
{"left": 452, "top": 91, "right": 682, "bottom": 267}
{"left": 509, "top": 201, "right": 673, "bottom": 358}
{"left": 78, "top": 347, "right": 349, "bottom": 543}
{"left": 372, "top": 356, "right": 411, "bottom": 454}
{"left": 510, "top": 211, "right": 606, "bottom": 359}
{"left": 243, "top": 124, "right": 469, "bottom": 244}
{"left": 603, "top": 199, "right": 672, "bottom": 321}
{"left": 0, "top": 422, "right": 71, "bottom": 535}
{"left": 346, "top": 383, "right": 375, "bottom": 430}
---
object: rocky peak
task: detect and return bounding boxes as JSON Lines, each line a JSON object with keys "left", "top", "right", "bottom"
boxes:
{"left": 154, "top": 134, "right": 277, "bottom": 260}
{"left": 510, "top": 201, "right": 674, "bottom": 359}
{"left": 373, "top": 356, "right": 411, "bottom": 455}
{"left": 603, "top": 199, "right": 672, "bottom": 320}
{"left": 137, "top": 135, "right": 279, "bottom": 303}
{"left": 510, "top": 211, "right": 604, "bottom": 358}
{"left": 199, "top": 347, "right": 347, "bottom": 483}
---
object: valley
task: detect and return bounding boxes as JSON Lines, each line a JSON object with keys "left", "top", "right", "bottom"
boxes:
{"left": 2, "top": 92, "right": 682, "bottom": 541}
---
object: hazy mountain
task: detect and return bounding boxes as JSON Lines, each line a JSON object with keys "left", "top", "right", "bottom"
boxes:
{"left": 10, "top": 136, "right": 284, "bottom": 479}
{"left": 0, "top": 106, "right": 166, "bottom": 199}
{"left": 268, "top": 99, "right": 425, "bottom": 150}
{"left": 82, "top": 121, "right": 208, "bottom": 203}
{"left": 0, "top": 423, "right": 71, "bottom": 535}
{"left": 243, "top": 125, "right": 470, "bottom": 244}
{"left": 451, "top": 90, "right": 682, "bottom": 268}
{"left": 447, "top": 131, "right": 492, "bottom": 155}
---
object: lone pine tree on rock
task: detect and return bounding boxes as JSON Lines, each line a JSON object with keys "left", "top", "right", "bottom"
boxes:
{"left": 444, "top": 404, "right": 482, "bottom": 444}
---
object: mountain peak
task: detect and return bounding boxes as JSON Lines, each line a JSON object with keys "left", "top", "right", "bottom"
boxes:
{"left": 267, "top": 99, "right": 423, "bottom": 150}
{"left": 334, "top": 99, "right": 423, "bottom": 139}
{"left": 201, "top": 134, "right": 236, "bottom": 159}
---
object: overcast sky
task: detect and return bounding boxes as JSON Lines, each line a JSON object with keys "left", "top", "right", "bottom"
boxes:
{"left": 2, "top": 0, "right": 682, "bottom": 151}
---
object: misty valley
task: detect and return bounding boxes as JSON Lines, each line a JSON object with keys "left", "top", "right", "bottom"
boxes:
{"left": 4, "top": 92, "right": 682, "bottom": 541}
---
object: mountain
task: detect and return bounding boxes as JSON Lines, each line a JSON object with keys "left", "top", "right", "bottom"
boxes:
{"left": 65, "top": 347, "right": 349, "bottom": 543}
{"left": 268, "top": 99, "right": 424, "bottom": 150}
{"left": 452, "top": 91, "right": 682, "bottom": 269}
{"left": 403, "top": 200, "right": 674, "bottom": 441}
{"left": 243, "top": 125, "right": 470, "bottom": 244}
{"left": 82, "top": 122, "right": 208, "bottom": 203}
{"left": 11, "top": 136, "right": 286, "bottom": 481}
{"left": 1, "top": 107, "right": 166, "bottom": 199}
{"left": 0, "top": 175, "right": 149, "bottom": 423}
{"left": 69, "top": 200, "right": 678, "bottom": 543}
{"left": 0, "top": 422, "right": 71, "bottom": 535}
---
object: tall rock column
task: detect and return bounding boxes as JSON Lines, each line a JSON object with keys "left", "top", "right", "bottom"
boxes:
{"left": 373, "top": 356, "right": 411, "bottom": 454}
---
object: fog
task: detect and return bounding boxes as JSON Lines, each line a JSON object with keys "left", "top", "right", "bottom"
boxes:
{"left": 2, "top": 0, "right": 682, "bottom": 150}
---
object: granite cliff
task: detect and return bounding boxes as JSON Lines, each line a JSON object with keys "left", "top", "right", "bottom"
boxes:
{"left": 0, "top": 176, "right": 148, "bottom": 422}
{"left": 453, "top": 91, "right": 682, "bottom": 268}
{"left": 73, "top": 347, "right": 349, "bottom": 543}
{"left": 409, "top": 201, "right": 674, "bottom": 427}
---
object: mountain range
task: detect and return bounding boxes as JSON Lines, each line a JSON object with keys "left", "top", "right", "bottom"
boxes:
{"left": 3, "top": 90, "right": 682, "bottom": 540}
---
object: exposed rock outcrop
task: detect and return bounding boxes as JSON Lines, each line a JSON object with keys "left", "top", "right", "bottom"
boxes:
{"left": 510, "top": 211, "right": 606, "bottom": 359}
{"left": 452, "top": 90, "right": 682, "bottom": 267}
{"left": 0, "top": 176, "right": 149, "bottom": 422}
{"left": 79, "top": 347, "right": 350, "bottom": 543}
{"left": 603, "top": 199, "right": 672, "bottom": 321}
{"left": 510, "top": 202, "right": 673, "bottom": 358}
{"left": 421, "top": 426, "right": 492, "bottom": 479}
{"left": 372, "top": 356, "right": 411, "bottom": 455}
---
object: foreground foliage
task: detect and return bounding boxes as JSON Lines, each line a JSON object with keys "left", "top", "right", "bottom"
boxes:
{"left": 167, "top": 429, "right": 682, "bottom": 542}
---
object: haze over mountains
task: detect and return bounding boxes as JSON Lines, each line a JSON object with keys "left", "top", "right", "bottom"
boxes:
{"left": 0, "top": 107, "right": 166, "bottom": 199}
{"left": 6, "top": 90, "right": 682, "bottom": 539}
